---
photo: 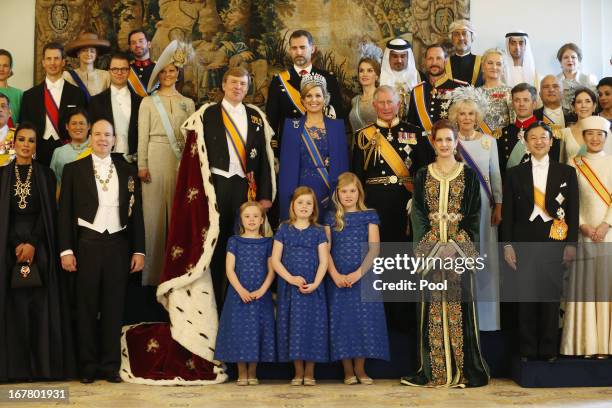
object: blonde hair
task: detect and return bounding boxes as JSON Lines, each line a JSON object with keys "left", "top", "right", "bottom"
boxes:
{"left": 238, "top": 201, "right": 266, "bottom": 236}
{"left": 300, "top": 82, "right": 330, "bottom": 106}
{"left": 331, "top": 172, "right": 368, "bottom": 231}
{"left": 448, "top": 99, "right": 484, "bottom": 130}
{"left": 288, "top": 186, "right": 319, "bottom": 225}
{"left": 481, "top": 48, "right": 507, "bottom": 84}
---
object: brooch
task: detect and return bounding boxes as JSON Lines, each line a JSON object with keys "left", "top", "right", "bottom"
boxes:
{"left": 250, "top": 148, "right": 257, "bottom": 159}
{"left": 481, "top": 137, "right": 491, "bottom": 150}
{"left": 250, "top": 115, "right": 263, "bottom": 126}
{"left": 293, "top": 120, "right": 300, "bottom": 129}
{"left": 128, "top": 176, "right": 135, "bottom": 193}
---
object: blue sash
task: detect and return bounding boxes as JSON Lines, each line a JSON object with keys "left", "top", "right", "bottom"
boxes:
{"left": 300, "top": 127, "right": 330, "bottom": 191}
{"left": 151, "top": 95, "right": 182, "bottom": 159}
{"left": 67, "top": 70, "right": 91, "bottom": 102}
{"left": 457, "top": 141, "right": 494, "bottom": 207}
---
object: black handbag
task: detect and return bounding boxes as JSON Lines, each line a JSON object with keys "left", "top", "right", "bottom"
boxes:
{"left": 11, "top": 262, "right": 43, "bottom": 288}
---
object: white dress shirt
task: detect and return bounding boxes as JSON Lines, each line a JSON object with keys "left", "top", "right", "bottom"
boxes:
{"left": 529, "top": 155, "right": 553, "bottom": 222}
{"left": 110, "top": 85, "right": 131, "bottom": 154}
{"left": 294, "top": 64, "right": 312, "bottom": 76}
{"left": 543, "top": 106, "right": 565, "bottom": 128}
{"left": 43, "top": 77, "right": 65, "bottom": 141}
{"left": 211, "top": 99, "right": 248, "bottom": 179}
{"left": 78, "top": 154, "right": 124, "bottom": 233}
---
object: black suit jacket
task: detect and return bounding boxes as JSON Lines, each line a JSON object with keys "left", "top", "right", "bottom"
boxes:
{"left": 266, "top": 66, "right": 345, "bottom": 153}
{"left": 20, "top": 80, "right": 87, "bottom": 165}
{"left": 202, "top": 103, "right": 273, "bottom": 201}
{"left": 534, "top": 107, "right": 574, "bottom": 127}
{"left": 501, "top": 159, "right": 579, "bottom": 244}
{"left": 58, "top": 154, "right": 145, "bottom": 255}
{"left": 89, "top": 88, "right": 142, "bottom": 156}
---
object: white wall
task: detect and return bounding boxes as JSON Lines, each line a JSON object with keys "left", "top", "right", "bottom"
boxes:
{"left": 0, "top": 0, "right": 609, "bottom": 92}
{"left": 472, "top": 0, "right": 611, "bottom": 80}
{"left": 0, "top": 0, "right": 36, "bottom": 90}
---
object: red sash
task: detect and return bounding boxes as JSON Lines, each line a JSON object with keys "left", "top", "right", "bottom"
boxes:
{"left": 44, "top": 84, "right": 60, "bottom": 137}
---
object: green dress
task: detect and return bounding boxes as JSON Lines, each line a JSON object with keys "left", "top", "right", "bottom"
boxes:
{"left": 402, "top": 163, "right": 489, "bottom": 388}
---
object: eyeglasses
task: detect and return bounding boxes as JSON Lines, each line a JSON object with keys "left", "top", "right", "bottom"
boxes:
{"left": 109, "top": 68, "right": 130, "bottom": 74}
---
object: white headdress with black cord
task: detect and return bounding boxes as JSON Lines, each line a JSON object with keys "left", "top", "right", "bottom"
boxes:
{"left": 503, "top": 31, "right": 536, "bottom": 87}
{"left": 380, "top": 38, "right": 420, "bottom": 93}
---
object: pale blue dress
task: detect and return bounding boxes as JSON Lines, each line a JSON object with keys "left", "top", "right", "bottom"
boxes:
{"left": 458, "top": 134, "right": 502, "bottom": 331}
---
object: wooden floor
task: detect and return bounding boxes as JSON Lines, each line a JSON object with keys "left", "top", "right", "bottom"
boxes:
{"left": 1, "top": 378, "right": 611, "bottom": 407}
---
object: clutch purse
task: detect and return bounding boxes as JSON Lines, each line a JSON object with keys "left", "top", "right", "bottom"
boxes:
{"left": 11, "top": 262, "right": 43, "bottom": 288}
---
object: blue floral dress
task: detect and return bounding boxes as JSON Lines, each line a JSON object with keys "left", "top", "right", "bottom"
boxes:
{"left": 215, "top": 236, "right": 276, "bottom": 362}
{"left": 275, "top": 223, "right": 329, "bottom": 362}
{"left": 324, "top": 210, "right": 390, "bottom": 361}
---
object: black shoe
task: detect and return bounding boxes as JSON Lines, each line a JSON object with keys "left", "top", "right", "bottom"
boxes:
{"left": 546, "top": 356, "right": 557, "bottom": 363}
{"left": 80, "top": 377, "right": 95, "bottom": 384}
{"left": 106, "top": 374, "right": 122, "bottom": 383}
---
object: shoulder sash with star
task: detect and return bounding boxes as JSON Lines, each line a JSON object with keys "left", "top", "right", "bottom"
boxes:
{"left": 574, "top": 156, "right": 612, "bottom": 206}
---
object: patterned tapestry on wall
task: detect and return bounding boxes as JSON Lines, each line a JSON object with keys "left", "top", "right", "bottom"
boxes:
{"left": 35, "top": 0, "right": 469, "bottom": 105}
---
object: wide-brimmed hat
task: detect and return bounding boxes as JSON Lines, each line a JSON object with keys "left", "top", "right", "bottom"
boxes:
{"left": 65, "top": 32, "right": 111, "bottom": 58}
{"left": 147, "top": 40, "right": 194, "bottom": 93}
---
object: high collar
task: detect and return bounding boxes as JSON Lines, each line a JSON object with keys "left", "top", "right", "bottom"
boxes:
{"left": 111, "top": 84, "right": 129, "bottom": 95}
{"left": 92, "top": 153, "right": 112, "bottom": 166}
{"left": 376, "top": 117, "right": 400, "bottom": 128}
{"left": 133, "top": 59, "right": 152, "bottom": 68}
{"left": 45, "top": 76, "right": 64, "bottom": 89}
{"left": 585, "top": 151, "right": 606, "bottom": 158}
{"left": 515, "top": 115, "right": 536, "bottom": 129}
{"left": 221, "top": 98, "right": 245, "bottom": 113}
{"left": 531, "top": 154, "right": 549, "bottom": 168}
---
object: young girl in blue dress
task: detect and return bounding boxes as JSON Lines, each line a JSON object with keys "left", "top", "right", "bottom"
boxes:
{"left": 215, "top": 201, "right": 276, "bottom": 386}
{"left": 272, "top": 186, "right": 329, "bottom": 386}
{"left": 324, "top": 172, "right": 390, "bottom": 385}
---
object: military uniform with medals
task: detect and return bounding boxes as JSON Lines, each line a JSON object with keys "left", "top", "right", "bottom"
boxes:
{"left": 0, "top": 127, "right": 15, "bottom": 167}
{"left": 352, "top": 118, "right": 421, "bottom": 242}
{"left": 406, "top": 74, "right": 467, "bottom": 134}
{"left": 497, "top": 116, "right": 561, "bottom": 181}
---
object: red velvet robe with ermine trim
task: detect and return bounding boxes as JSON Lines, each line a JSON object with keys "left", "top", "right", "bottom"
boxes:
{"left": 119, "top": 106, "right": 226, "bottom": 385}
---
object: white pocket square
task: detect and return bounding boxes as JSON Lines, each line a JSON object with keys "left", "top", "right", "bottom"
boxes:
{"left": 560, "top": 182, "right": 567, "bottom": 187}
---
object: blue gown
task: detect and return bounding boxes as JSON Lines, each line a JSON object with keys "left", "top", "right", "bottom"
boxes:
{"left": 215, "top": 236, "right": 276, "bottom": 362}
{"left": 279, "top": 117, "right": 348, "bottom": 222}
{"left": 275, "top": 223, "right": 329, "bottom": 362}
{"left": 324, "top": 210, "right": 390, "bottom": 361}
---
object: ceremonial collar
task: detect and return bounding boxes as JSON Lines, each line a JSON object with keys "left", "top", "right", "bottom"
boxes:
{"left": 376, "top": 117, "right": 400, "bottom": 128}
{"left": 515, "top": 115, "right": 536, "bottom": 129}
{"left": 132, "top": 59, "right": 153, "bottom": 68}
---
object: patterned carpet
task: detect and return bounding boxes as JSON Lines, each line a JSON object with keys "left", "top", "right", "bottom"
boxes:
{"left": 1, "top": 378, "right": 612, "bottom": 407}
